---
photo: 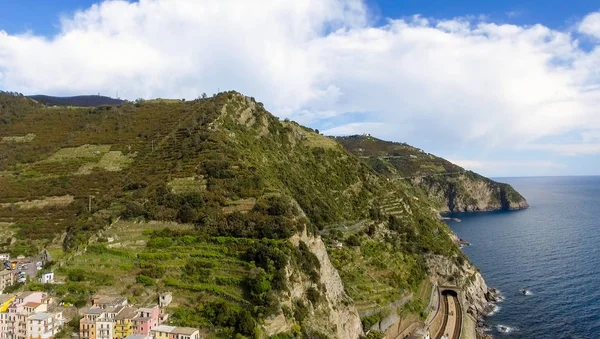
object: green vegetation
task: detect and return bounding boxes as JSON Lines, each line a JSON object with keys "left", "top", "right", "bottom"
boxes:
{"left": 0, "top": 91, "right": 502, "bottom": 337}
{"left": 335, "top": 135, "right": 528, "bottom": 212}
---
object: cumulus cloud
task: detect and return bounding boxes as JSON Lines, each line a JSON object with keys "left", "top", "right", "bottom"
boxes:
{"left": 580, "top": 12, "right": 600, "bottom": 38}
{"left": 1, "top": 0, "right": 600, "bottom": 157}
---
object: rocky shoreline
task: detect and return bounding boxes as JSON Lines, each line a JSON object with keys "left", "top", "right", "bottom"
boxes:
{"left": 474, "top": 287, "right": 503, "bottom": 339}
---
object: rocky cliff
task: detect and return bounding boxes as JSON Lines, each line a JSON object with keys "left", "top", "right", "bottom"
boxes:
{"left": 335, "top": 135, "right": 529, "bottom": 213}
{"left": 264, "top": 228, "right": 363, "bottom": 338}
{"left": 426, "top": 254, "right": 494, "bottom": 318}
{"left": 414, "top": 172, "right": 529, "bottom": 213}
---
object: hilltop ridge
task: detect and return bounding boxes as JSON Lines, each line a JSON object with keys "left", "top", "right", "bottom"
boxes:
{"left": 0, "top": 90, "right": 501, "bottom": 338}
{"left": 335, "top": 135, "right": 529, "bottom": 213}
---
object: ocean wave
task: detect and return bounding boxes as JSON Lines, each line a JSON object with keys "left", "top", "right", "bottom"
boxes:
{"left": 487, "top": 304, "right": 501, "bottom": 316}
{"left": 496, "top": 324, "right": 519, "bottom": 334}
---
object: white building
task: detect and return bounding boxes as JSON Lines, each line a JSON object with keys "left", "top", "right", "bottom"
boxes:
{"left": 96, "top": 318, "right": 114, "bottom": 339}
{"left": 95, "top": 306, "right": 123, "bottom": 339}
{"left": 39, "top": 272, "right": 54, "bottom": 284}
{"left": 159, "top": 293, "right": 172, "bottom": 308}
{"left": 0, "top": 254, "right": 10, "bottom": 261}
{"left": 27, "top": 312, "right": 63, "bottom": 339}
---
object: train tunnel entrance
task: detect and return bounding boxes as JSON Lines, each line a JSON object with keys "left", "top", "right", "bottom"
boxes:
{"left": 441, "top": 289, "right": 458, "bottom": 297}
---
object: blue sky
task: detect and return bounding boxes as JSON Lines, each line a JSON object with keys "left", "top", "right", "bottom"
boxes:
{"left": 370, "top": 0, "right": 598, "bottom": 28}
{"left": 2, "top": 0, "right": 597, "bottom": 35}
{"left": 0, "top": 0, "right": 599, "bottom": 177}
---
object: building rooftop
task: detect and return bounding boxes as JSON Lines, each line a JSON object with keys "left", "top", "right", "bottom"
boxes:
{"left": 137, "top": 305, "right": 158, "bottom": 312}
{"left": 0, "top": 294, "right": 16, "bottom": 303}
{"left": 124, "top": 335, "right": 149, "bottom": 339}
{"left": 28, "top": 313, "right": 53, "bottom": 321}
{"left": 0, "top": 270, "right": 13, "bottom": 276}
{"left": 93, "top": 295, "right": 127, "bottom": 306}
{"left": 115, "top": 307, "right": 137, "bottom": 320}
{"left": 171, "top": 327, "right": 198, "bottom": 335}
{"left": 133, "top": 316, "right": 152, "bottom": 321}
{"left": 104, "top": 305, "right": 125, "bottom": 314}
{"left": 23, "top": 302, "right": 42, "bottom": 308}
{"left": 18, "top": 291, "right": 39, "bottom": 299}
{"left": 152, "top": 325, "right": 176, "bottom": 333}
{"left": 84, "top": 307, "right": 104, "bottom": 315}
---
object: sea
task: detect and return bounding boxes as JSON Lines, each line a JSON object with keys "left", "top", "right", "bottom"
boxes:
{"left": 446, "top": 176, "right": 600, "bottom": 339}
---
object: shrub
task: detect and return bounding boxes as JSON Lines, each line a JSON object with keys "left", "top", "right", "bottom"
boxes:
{"left": 136, "top": 274, "right": 155, "bottom": 286}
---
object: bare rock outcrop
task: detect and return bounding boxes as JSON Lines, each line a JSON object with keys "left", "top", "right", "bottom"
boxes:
{"left": 264, "top": 229, "right": 363, "bottom": 339}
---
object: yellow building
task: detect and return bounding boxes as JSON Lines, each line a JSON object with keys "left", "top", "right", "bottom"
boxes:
{"left": 114, "top": 307, "right": 136, "bottom": 339}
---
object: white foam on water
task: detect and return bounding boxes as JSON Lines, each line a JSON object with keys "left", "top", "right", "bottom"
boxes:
{"left": 496, "top": 324, "right": 519, "bottom": 334}
{"left": 487, "top": 304, "right": 501, "bottom": 316}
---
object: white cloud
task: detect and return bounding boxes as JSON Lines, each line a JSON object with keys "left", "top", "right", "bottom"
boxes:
{"left": 0, "top": 0, "right": 600, "bottom": 157}
{"left": 322, "top": 122, "right": 402, "bottom": 136}
{"left": 523, "top": 143, "right": 600, "bottom": 155}
{"left": 506, "top": 11, "right": 523, "bottom": 19}
{"left": 580, "top": 12, "right": 600, "bottom": 38}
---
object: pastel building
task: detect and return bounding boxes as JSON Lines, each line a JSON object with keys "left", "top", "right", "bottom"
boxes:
{"left": 0, "top": 271, "right": 15, "bottom": 293}
{"left": 95, "top": 306, "right": 124, "bottom": 339}
{"left": 150, "top": 325, "right": 201, "bottom": 339}
{"left": 80, "top": 308, "right": 104, "bottom": 339}
{"left": 26, "top": 312, "right": 64, "bottom": 339}
{"left": 150, "top": 325, "right": 175, "bottom": 339}
{"left": 132, "top": 306, "right": 160, "bottom": 335}
{"left": 114, "top": 307, "right": 137, "bottom": 339}
{"left": 170, "top": 327, "right": 201, "bottom": 339}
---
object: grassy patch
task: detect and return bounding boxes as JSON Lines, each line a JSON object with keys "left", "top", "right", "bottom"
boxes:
{"left": 78, "top": 151, "right": 134, "bottom": 174}
{"left": 1, "top": 133, "right": 35, "bottom": 143}
{"left": 168, "top": 176, "right": 207, "bottom": 194}
{"left": 43, "top": 144, "right": 111, "bottom": 162}
{"left": 0, "top": 195, "right": 74, "bottom": 209}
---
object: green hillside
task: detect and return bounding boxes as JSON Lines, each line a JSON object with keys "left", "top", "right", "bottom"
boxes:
{"left": 335, "top": 135, "right": 528, "bottom": 212}
{"left": 0, "top": 91, "right": 466, "bottom": 338}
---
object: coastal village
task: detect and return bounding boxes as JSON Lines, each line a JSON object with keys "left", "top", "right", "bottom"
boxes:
{"left": 0, "top": 253, "right": 201, "bottom": 339}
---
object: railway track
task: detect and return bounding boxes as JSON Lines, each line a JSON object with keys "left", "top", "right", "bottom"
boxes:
{"left": 434, "top": 293, "right": 462, "bottom": 339}
{"left": 434, "top": 294, "right": 448, "bottom": 339}
{"left": 451, "top": 295, "right": 462, "bottom": 339}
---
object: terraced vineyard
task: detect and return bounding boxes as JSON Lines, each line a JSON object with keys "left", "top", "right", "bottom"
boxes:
{"left": 0, "top": 91, "right": 472, "bottom": 338}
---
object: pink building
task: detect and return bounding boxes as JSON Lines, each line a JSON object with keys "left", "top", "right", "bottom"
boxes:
{"left": 132, "top": 306, "right": 160, "bottom": 335}
{"left": 9, "top": 292, "right": 48, "bottom": 314}
{"left": 3, "top": 291, "right": 50, "bottom": 339}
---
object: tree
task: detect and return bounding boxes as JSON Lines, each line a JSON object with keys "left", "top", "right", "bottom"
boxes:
{"left": 177, "top": 204, "right": 197, "bottom": 223}
{"left": 236, "top": 310, "right": 255, "bottom": 335}
{"left": 346, "top": 234, "right": 361, "bottom": 246}
{"left": 201, "top": 93, "right": 207, "bottom": 99}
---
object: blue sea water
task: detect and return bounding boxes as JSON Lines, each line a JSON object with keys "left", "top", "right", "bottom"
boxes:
{"left": 446, "top": 176, "right": 600, "bottom": 339}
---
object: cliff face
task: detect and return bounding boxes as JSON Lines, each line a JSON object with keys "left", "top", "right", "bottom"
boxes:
{"left": 335, "top": 135, "right": 529, "bottom": 213}
{"left": 426, "top": 254, "right": 494, "bottom": 317}
{"left": 414, "top": 173, "right": 529, "bottom": 213}
{"left": 264, "top": 229, "right": 363, "bottom": 338}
